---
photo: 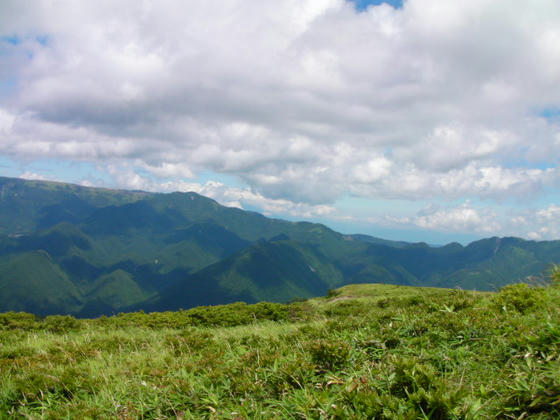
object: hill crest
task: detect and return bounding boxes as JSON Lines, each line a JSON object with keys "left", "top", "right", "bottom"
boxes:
{"left": 0, "top": 175, "right": 559, "bottom": 316}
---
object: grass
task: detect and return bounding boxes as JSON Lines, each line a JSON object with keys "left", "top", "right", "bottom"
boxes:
{"left": 1, "top": 279, "right": 559, "bottom": 419}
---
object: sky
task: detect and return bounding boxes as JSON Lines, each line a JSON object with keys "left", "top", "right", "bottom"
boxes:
{"left": 1, "top": 0, "right": 560, "bottom": 244}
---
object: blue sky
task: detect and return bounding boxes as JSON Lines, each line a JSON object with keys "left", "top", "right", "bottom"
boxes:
{"left": 350, "top": 0, "right": 403, "bottom": 11}
{"left": 1, "top": 0, "right": 560, "bottom": 244}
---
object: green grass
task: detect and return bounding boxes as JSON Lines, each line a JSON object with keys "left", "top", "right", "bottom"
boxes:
{"left": 1, "top": 280, "right": 559, "bottom": 419}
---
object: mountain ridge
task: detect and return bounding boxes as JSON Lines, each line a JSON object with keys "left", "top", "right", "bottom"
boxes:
{"left": 0, "top": 175, "right": 558, "bottom": 317}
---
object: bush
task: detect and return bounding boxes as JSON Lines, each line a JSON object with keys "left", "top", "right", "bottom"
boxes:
{"left": 325, "top": 288, "right": 340, "bottom": 299}
{"left": 550, "top": 264, "right": 560, "bottom": 287}
{"left": 42, "top": 315, "right": 81, "bottom": 333}
{"left": 493, "top": 283, "right": 545, "bottom": 314}
{"left": 0, "top": 312, "right": 38, "bottom": 331}
{"left": 307, "top": 339, "right": 351, "bottom": 372}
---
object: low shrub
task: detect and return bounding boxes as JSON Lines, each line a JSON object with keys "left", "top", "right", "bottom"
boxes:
{"left": 0, "top": 312, "right": 39, "bottom": 331}
{"left": 493, "top": 283, "right": 545, "bottom": 313}
{"left": 325, "top": 288, "right": 340, "bottom": 299}
{"left": 306, "top": 338, "right": 351, "bottom": 372}
{"left": 42, "top": 315, "right": 81, "bottom": 333}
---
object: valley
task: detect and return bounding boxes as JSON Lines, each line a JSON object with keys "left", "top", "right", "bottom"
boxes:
{"left": 1, "top": 176, "right": 559, "bottom": 317}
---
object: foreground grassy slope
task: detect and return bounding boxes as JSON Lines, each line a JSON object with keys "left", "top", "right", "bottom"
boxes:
{"left": 1, "top": 279, "right": 559, "bottom": 419}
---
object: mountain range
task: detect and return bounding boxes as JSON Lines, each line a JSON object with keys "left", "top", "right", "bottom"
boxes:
{"left": 0, "top": 175, "right": 558, "bottom": 317}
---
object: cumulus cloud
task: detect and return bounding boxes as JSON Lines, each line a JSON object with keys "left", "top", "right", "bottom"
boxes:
{"left": 102, "top": 162, "right": 335, "bottom": 218}
{"left": 19, "top": 171, "right": 57, "bottom": 182}
{"left": 526, "top": 205, "right": 560, "bottom": 240}
{"left": 1, "top": 0, "right": 560, "bottom": 238}
{"left": 364, "top": 200, "right": 560, "bottom": 241}
{"left": 413, "top": 202, "right": 501, "bottom": 234}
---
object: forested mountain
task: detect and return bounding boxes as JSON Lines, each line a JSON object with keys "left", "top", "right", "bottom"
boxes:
{"left": 0, "top": 176, "right": 558, "bottom": 316}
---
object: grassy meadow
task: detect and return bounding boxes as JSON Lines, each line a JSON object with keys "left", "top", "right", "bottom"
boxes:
{"left": 0, "top": 279, "right": 559, "bottom": 419}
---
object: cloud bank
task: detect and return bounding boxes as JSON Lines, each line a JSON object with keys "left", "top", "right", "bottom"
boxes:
{"left": 1, "top": 0, "right": 560, "bottom": 239}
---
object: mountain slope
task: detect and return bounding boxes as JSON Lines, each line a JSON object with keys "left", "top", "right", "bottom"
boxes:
{"left": 1, "top": 176, "right": 560, "bottom": 316}
{"left": 352, "top": 236, "right": 560, "bottom": 290}
{"left": 0, "top": 176, "right": 147, "bottom": 235}
{"left": 0, "top": 251, "right": 83, "bottom": 315}
{"left": 152, "top": 238, "right": 344, "bottom": 310}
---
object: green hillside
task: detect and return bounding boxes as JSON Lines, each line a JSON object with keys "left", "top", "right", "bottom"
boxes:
{"left": 152, "top": 238, "right": 344, "bottom": 311}
{"left": 1, "top": 280, "right": 558, "bottom": 418}
{"left": 0, "top": 251, "right": 82, "bottom": 315}
{"left": 0, "top": 176, "right": 147, "bottom": 235}
{"left": 1, "top": 175, "right": 560, "bottom": 317}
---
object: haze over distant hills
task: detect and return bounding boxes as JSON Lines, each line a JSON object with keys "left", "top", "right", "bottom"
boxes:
{"left": 1, "top": 175, "right": 558, "bottom": 317}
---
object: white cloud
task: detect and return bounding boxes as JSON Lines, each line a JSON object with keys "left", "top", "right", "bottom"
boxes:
{"left": 365, "top": 201, "right": 560, "bottom": 241}
{"left": 0, "top": 109, "right": 16, "bottom": 134}
{"left": 352, "top": 157, "right": 392, "bottom": 183}
{"left": 19, "top": 171, "right": 55, "bottom": 181}
{"left": 414, "top": 202, "right": 500, "bottom": 233}
{"left": 397, "top": 124, "right": 512, "bottom": 172}
{"left": 102, "top": 162, "right": 335, "bottom": 218}
{"left": 139, "top": 162, "right": 194, "bottom": 179}
{"left": 535, "top": 204, "right": 560, "bottom": 221}
{"left": 1, "top": 0, "right": 560, "bottom": 238}
{"left": 525, "top": 204, "right": 560, "bottom": 240}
